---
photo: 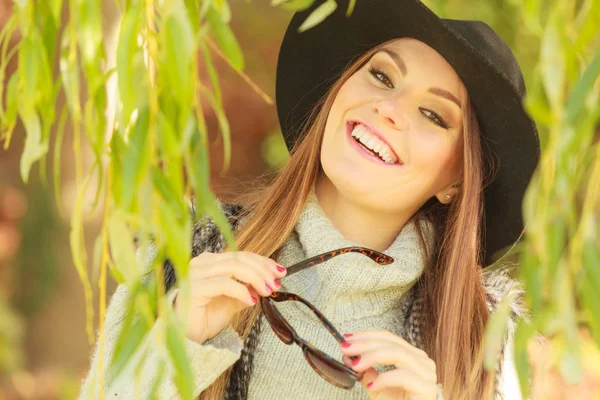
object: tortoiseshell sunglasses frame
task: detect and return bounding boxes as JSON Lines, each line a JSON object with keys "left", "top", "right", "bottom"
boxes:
{"left": 260, "top": 246, "right": 394, "bottom": 389}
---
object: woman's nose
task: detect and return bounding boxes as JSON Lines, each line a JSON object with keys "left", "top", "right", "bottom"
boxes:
{"left": 371, "top": 99, "right": 408, "bottom": 131}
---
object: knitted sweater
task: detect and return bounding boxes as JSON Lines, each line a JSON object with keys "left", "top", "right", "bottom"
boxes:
{"left": 78, "top": 194, "right": 527, "bottom": 400}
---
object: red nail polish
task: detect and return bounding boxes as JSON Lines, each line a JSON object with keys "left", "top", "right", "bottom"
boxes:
{"left": 341, "top": 342, "right": 351, "bottom": 348}
{"left": 274, "top": 279, "right": 281, "bottom": 288}
{"left": 343, "top": 333, "right": 353, "bottom": 338}
{"left": 265, "top": 283, "right": 272, "bottom": 293}
{"left": 276, "top": 265, "right": 286, "bottom": 272}
{"left": 351, "top": 356, "right": 361, "bottom": 366}
{"left": 251, "top": 296, "right": 257, "bottom": 304}
{"left": 367, "top": 382, "right": 373, "bottom": 389}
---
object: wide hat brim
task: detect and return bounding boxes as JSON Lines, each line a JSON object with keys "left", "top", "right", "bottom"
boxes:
{"left": 275, "top": 0, "right": 541, "bottom": 267}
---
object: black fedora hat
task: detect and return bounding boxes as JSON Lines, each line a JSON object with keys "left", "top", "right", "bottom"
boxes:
{"left": 275, "top": 0, "right": 541, "bottom": 267}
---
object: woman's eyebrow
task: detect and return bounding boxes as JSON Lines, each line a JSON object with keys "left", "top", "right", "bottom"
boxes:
{"left": 379, "top": 48, "right": 407, "bottom": 76}
{"left": 378, "top": 47, "right": 462, "bottom": 110}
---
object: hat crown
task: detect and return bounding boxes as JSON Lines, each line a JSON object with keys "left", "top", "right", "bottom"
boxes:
{"left": 442, "top": 19, "right": 526, "bottom": 96}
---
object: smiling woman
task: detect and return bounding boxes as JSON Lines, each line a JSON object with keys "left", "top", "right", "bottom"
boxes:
{"left": 78, "top": 0, "right": 539, "bottom": 399}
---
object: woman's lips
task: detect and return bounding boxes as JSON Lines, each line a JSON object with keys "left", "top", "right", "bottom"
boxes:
{"left": 346, "top": 121, "right": 403, "bottom": 167}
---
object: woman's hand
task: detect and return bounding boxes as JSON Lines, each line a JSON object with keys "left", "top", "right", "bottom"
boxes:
{"left": 340, "top": 330, "right": 439, "bottom": 400}
{"left": 173, "top": 251, "right": 287, "bottom": 345}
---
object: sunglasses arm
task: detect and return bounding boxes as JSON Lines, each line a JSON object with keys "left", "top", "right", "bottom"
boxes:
{"left": 268, "top": 291, "right": 346, "bottom": 344}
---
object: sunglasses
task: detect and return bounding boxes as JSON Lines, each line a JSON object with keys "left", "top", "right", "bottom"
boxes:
{"left": 260, "top": 246, "right": 394, "bottom": 389}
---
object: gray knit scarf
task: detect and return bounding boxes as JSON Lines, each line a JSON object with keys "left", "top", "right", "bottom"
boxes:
{"left": 162, "top": 201, "right": 528, "bottom": 400}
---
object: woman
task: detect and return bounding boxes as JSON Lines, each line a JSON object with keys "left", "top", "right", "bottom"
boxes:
{"left": 79, "top": 0, "right": 540, "bottom": 398}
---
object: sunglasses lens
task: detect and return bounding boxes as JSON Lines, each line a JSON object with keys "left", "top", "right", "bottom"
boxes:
{"left": 262, "top": 300, "right": 294, "bottom": 344}
{"left": 304, "top": 349, "right": 356, "bottom": 389}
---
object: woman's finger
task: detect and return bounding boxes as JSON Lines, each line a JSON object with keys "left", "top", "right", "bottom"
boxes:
{"left": 341, "top": 338, "right": 429, "bottom": 371}
{"left": 342, "top": 345, "right": 425, "bottom": 373}
{"left": 194, "top": 276, "right": 257, "bottom": 306}
{"left": 368, "top": 366, "right": 436, "bottom": 395}
{"left": 191, "top": 257, "right": 279, "bottom": 297}
{"left": 345, "top": 330, "right": 421, "bottom": 356}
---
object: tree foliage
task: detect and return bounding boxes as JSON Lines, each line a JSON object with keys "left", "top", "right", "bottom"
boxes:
{"left": 0, "top": 0, "right": 598, "bottom": 398}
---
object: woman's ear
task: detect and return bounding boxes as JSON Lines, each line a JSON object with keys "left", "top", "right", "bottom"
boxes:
{"left": 434, "top": 182, "right": 461, "bottom": 204}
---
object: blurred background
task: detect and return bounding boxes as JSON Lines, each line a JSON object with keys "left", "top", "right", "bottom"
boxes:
{"left": 0, "top": 0, "right": 598, "bottom": 399}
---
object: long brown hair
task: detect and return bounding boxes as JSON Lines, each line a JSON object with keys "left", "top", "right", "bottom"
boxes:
{"left": 200, "top": 39, "right": 497, "bottom": 400}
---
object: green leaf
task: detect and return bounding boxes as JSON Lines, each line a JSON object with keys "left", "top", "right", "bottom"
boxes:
{"left": 76, "top": 0, "right": 102, "bottom": 63}
{"left": 108, "top": 214, "right": 140, "bottom": 283}
{"left": 298, "top": 0, "right": 337, "bottom": 32}
{"left": 205, "top": 5, "right": 244, "bottom": 71}
{"left": 199, "top": 85, "right": 230, "bottom": 174}
{"left": 92, "top": 232, "right": 104, "bottom": 284}
{"left": 346, "top": 0, "right": 356, "bottom": 16}
{"left": 200, "top": 42, "right": 221, "bottom": 105}
{"left": 158, "top": 199, "right": 192, "bottom": 277}
{"left": 19, "top": 111, "right": 48, "bottom": 183}
{"left": 514, "top": 321, "right": 534, "bottom": 399}
{"left": 157, "top": 110, "right": 180, "bottom": 159}
{"left": 279, "top": 0, "right": 315, "bottom": 12}
{"left": 116, "top": 1, "right": 142, "bottom": 126}
{"left": 483, "top": 291, "right": 514, "bottom": 370}
{"left": 189, "top": 135, "right": 237, "bottom": 252}
{"left": 122, "top": 108, "right": 150, "bottom": 212}
{"left": 580, "top": 239, "right": 600, "bottom": 348}
{"left": 3, "top": 74, "right": 19, "bottom": 129}
{"left": 539, "top": 14, "right": 565, "bottom": 111}
{"left": 163, "top": 0, "right": 195, "bottom": 112}
{"left": 59, "top": 28, "right": 81, "bottom": 116}
{"left": 165, "top": 312, "right": 195, "bottom": 400}
{"left": 107, "top": 284, "right": 150, "bottom": 386}
{"left": 565, "top": 52, "right": 600, "bottom": 125}
{"left": 151, "top": 166, "right": 186, "bottom": 220}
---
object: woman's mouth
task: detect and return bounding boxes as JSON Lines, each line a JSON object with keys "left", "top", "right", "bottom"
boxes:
{"left": 346, "top": 121, "right": 403, "bottom": 167}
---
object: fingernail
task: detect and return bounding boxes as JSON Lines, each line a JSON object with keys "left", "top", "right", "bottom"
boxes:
{"left": 341, "top": 342, "right": 351, "bottom": 348}
{"left": 265, "top": 283, "right": 272, "bottom": 294}
{"left": 274, "top": 279, "right": 282, "bottom": 288}
{"left": 343, "top": 333, "right": 353, "bottom": 338}
{"left": 367, "top": 382, "right": 373, "bottom": 389}
{"left": 351, "top": 356, "right": 361, "bottom": 366}
{"left": 251, "top": 296, "right": 257, "bottom": 304}
{"left": 276, "top": 265, "right": 286, "bottom": 273}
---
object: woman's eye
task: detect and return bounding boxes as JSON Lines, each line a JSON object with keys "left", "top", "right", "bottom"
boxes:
{"left": 368, "top": 67, "right": 394, "bottom": 89}
{"left": 420, "top": 108, "right": 448, "bottom": 129}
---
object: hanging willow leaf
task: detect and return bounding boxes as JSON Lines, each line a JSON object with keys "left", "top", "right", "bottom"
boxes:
{"left": 76, "top": 0, "right": 102, "bottom": 63}
{"left": 565, "top": 53, "right": 600, "bottom": 125}
{"left": 483, "top": 291, "right": 515, "bottom": 370}
{"left": 158, "top": 198, "right": 192, "bottom": 277}
{"left": 162, "top": 0, "right": 195, "bottom": 122}
{"left": 108, "top": 213, "right": 141, "bottom": 283}
{"left": 189, "top": 127, "right": 237, "bottom": 252}
{"left": 280, "top": 0, "right": 315, "bottom": 12}
{"left": 165, "top": 308, "right": 195, "bottom": 400}
{"left": 122, "top": 108, "right": 150, "bottom": 212}
{"left": 205, "top": 5, "right": 244, "bottom": 71}
{"left": 298, "top": 0, "right": 337, "bottom": 32}
{"left": 514, "top": 320, "right": 535, "bottom": 399}
{"left": 199, "top": 83, "right": 231, "bottom": 174}
{"left": 581, "top": 238, "right": 600, "bottom": 348}
{"left": 107, "top": 283, "right": 150, "bottom": 386}
{"left": 117, "top": 1, "right": 143, "bottom": 127}
{"left": 539, "top": 11, "right": 565, "bottom": 111}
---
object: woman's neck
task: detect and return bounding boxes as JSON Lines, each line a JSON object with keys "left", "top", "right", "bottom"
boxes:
{"left": 314, "top": 177, "right": 416, "bottom": 252}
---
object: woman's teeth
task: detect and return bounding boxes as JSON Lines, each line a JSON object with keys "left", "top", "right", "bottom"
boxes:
{"left": 350, "top": 123, "right": 399, "bottom": 164}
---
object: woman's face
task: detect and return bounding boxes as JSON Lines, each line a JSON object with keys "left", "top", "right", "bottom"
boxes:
{"left": 320, "top": 38, "right": 466, "bottom": 215}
